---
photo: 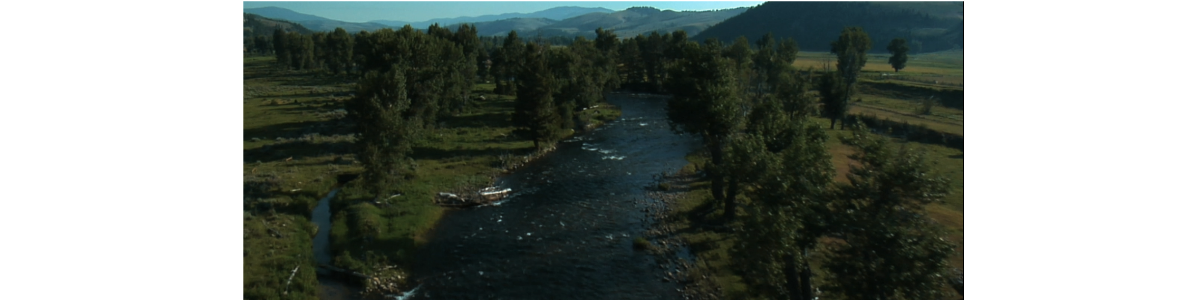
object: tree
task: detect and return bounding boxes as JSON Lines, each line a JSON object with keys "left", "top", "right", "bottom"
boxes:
{"left": 733, "top": 120, "right": 834, "bottom": 300}
{"left": 618, "top": 35, "right": 643, "bottom": 88}
{"left": 272, "top": 28, "right": 290, "bottom": 68}
{"left": 491, "top": 31, "right": 523, "bottom": 95}
{"left": 724, "top": 36, "right": 752, "bottom": 69}
{"left": 887, "top": 38, "right": 910, "bottom": 73}
{"left": 641, "top": 32, "right": 666, "bottom": 92}
{"left": 822, "top": 121, "right": 955, "bottom": 300}
{"left": 453, "top": 24, "right": 483, "bottom": 83}
{"left": 774, "top": 71, "right": 814, "bottom": 119}
{"left": 828, "top": 27, "right": 872, "bottom": 129}
{"left": 666, "top": 41, "right": 747, "bottom": 222}
{"left": 512, "top": 42, "right": 561, "bottom": 151}
{"left": 346, "top": 67, "right": 419, "bottom": 201}
{"left": 592, "top": 28, "right": 622, "bottom": 90}
{"left": 818, "top": 73, "right": 848, "bottom": 129}
{"left": 750, "top": 33, "right": 800, "bottom": 101}
{"left": 326, "top": 28, "right": 354, "bottom": 74}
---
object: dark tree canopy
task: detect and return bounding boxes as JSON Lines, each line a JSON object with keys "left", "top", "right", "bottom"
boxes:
{"left": 827, "top": 27, "right": 872, "bottom": 129}
{"left": 887, "top": 38, "right": 910, "bottom": 73}
{"left": 818, "top": 72, "right": 848, "bottom": 129}
{"left": 666, "top": 40, "right": 747, "bottom": 221}
{"left": 512, "top": 42, "right": 561, "bottom": 151}
{"left": 346, "top": 67, "right": 419, "bottom": 201}
{"left": 491, "top": 31, "right": 524, "bottom": 95}
{"left": 823, "top": 121, "right": 955, "bottom": 300}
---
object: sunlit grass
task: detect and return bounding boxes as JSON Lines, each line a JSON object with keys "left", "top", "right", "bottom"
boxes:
{"left": 791, "top": 50, "right": 964, "bottom": 89}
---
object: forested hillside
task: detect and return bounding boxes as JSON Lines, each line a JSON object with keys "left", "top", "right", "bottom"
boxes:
{"left": 693, "top": 2, "right": 963, "bottom": 53}
{"left": 537, "top": 6, "right": 748, "bottom": 38}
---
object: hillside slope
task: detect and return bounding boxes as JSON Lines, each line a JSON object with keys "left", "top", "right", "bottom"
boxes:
{"left": 244, "top": 6, "right": 332, "bottom": 22}
{"left": 243, "top": 13, "right": 312, "bottom": 37}
{"left": 372, "top": 6, "right": 613, "bottom": 28}
{"left": 244, "top": 6, "right": 389, "bottom": 32}
{"left": 536, "top": 6, "right": 747, "bottom": 39}
{"left": 458, "top": 18, "right": 558, "bottom": 37}
{"left": 693, "top": 2, "right": 963, "bottom": 53}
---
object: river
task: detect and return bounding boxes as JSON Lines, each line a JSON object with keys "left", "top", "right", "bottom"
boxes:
{"left": 408, "top": 93, "right": 700, "bottom": 299}
{"left": 316, "top": 93, "right": 702, "bottom": 299}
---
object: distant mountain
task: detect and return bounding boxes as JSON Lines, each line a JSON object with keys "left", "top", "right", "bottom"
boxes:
{"left": 532, "top": 6, "right": 748, "bottom": 39}
{"left": 244, "top": 6, "right": 333, "bottom": 22}
{"left": 692, "top": 2, "right": 963, "bottom": 53}
{"left": 244, "top": 6, "right": 389, "bottom": 32}
{"left": 372, "top": 6, "right": 614, "bottom": 29}
{"left": 294, "top": 19, "right": 391, "bottom": 33}
{"left": 243, "top": 13, "right": 311, "bottom": 37}
{"left": 459, "top": 18, "right": 558, "bottom": 37}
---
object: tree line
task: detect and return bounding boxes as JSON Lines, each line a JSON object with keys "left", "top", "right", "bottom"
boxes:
{"left": 263, "top": 24, "right": 629, "bottom": 203}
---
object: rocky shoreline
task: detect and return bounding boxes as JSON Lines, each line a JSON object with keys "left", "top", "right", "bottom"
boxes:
{"left": 639, "top": 171, "right": 723, "bottom": 300}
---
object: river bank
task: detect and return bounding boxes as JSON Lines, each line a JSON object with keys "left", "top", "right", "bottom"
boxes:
{"left": 243, "top": 55, "right": 626, "bottom": 299}
{"left": 320, "top": 92, "right": 623, "bottom": 299}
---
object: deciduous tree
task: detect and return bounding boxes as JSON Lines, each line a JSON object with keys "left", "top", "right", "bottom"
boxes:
{"left": 666, "top": 41, "right": 747, "bottom": 222}
{"left": 827, "top": 27, "right": 872, "bottom": 129}
{"left": 822, "top": 121, "right": 955, "bottom": 300}
{"left": 887, "top": 38, "right": 910, "bottom": 73}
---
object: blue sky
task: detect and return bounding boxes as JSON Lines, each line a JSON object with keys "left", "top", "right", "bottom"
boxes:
{"left": 242, "top": 1, "right": 765, "bottom": 23}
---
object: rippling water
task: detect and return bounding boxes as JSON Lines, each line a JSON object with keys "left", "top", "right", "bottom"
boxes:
{"left": 409, "top": 94, "right": 701, "bottom": 299}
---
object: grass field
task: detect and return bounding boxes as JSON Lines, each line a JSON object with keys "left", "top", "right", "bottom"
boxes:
{"left": 243, "top": 56, "right": 622, "bottom": 297}
{"left": 244, "top": 55, "right": 357, "bottom": 300}
{"left": 792, "top": 50, "right": 964, "bottom": 88}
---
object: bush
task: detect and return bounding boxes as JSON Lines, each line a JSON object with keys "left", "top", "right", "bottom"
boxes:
{"left": 658, "top": 182, "right": 671, "bottom": 191}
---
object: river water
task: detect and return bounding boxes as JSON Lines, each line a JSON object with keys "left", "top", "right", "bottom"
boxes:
{"left": 311, "top": 94, "right": 700, "bottom": 299}
{"left": 407, "top": 94, "right": 701, "bottom": 299}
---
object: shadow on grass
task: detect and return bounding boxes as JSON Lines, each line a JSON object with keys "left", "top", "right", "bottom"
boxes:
{"left": 244, "top": 141, "right": 355, "bottom": 163}
{"left": 244, "top": 119, "right": 346, "bottom": 141}
{"left": 439, "top": 112, "right": 512, "bottom": 129}
{"left": 410, "top": 146, "right": 510, "bottom": 161}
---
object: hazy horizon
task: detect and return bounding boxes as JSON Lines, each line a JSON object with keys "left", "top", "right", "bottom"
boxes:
{"left": 242, "top": 1, "right": 764, "bottom": 23}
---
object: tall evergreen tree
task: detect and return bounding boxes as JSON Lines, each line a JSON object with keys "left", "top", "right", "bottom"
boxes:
{"left": 453, "top": 24, "right": 483, "bottom": 83}
{"left": 491, "top": 31, "right": 524, "bottom": 95}
{"left": 346, "top": 67, "right": 419, "bottom": 201}
{"left": 512, "top": 42, "right": 560, "bottom": 151}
